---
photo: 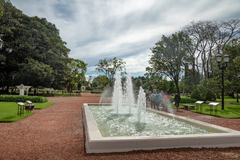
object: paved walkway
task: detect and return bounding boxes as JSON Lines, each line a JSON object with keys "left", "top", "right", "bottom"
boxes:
{"left": 0, "top": 93, "right": 240, "bottom": 159}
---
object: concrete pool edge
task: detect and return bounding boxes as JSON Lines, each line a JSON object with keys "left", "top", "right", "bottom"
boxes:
{"left": 82, "top": 103, "right": 240, "bottom": 153}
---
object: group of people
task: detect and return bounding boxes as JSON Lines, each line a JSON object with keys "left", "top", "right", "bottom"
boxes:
{"left": 149, "top": 91, "right": 181, "bottom": 111}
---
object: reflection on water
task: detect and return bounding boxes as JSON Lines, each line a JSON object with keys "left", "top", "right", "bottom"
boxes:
{"left": 89, "top": 106, "right": 212, "bottom": 137}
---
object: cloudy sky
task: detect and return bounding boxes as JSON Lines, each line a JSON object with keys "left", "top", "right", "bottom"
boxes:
{"left": 10, "top": 0, "right": 240, "bottom": 78}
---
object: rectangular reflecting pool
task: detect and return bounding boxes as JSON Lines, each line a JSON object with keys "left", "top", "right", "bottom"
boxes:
{"left": 82, "top": 103, "right": 240, "bottom": 153}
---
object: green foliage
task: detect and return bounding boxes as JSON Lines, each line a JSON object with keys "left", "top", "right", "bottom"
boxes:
{"left": 206, "top": 89, "right": 216, "bottom": 101}
{"left": 95, "top": 57, "right": 126, "bottom": 88}
{"left": 191, "top": 89, "right": 201, "bottom": 100}
{"left": 168, "top": 81, "right": 176, "bottom": 94}
{"left": 86, "top": 86, "right": 93, "bottom": 90}
{"left": 180, "top": 98, "right": 197, "bottom": 103}
{"left": 0, "top": 95, "right": 48, "bottom": 103}
{"left": 148, "top": 31, "right": 193, "bottom": 93}
{"left": 197, "top": 85, "right": 207, "bottom": 101}
{"left": 191, "top": 84, "right": 216, "bottom": 101}
{"left": 92, "top": 75, "right": 108, "bottom": 89}
{"left": 0, "top": 1, "right": 73, "bottom": 89}
{"left": 158, "top": 80, "right": 168, "bottom": 92}
{"left": 66, "top": 58, "right": 87, "bottom": 93}
{"left": 135, "top": 79, "right": 142, "bottom": 89}
{"left": 169, "top": 96, "right": 196, "bottom": 103}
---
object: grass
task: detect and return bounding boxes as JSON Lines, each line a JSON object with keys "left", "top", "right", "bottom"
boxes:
{"left": 0, "top": 102, "right": 55, "bottom": 122}
{"left": 170, "top": 102, "right": 240, "bottom": 118}
{"left": 216, "top": 96, "right": 239, "bottom": 102}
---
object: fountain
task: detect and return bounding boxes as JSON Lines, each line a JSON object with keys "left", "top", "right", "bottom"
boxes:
{"left": 136, "top": 86, "right": 146, "bottom": 123}
{"left": 82, "top": 72, "right": 240, "bottom": 153}
{"left": 112, "top": 71, "right": 123, "bottom": 114}
{"left": 125, "top": 72, "right": 135, "bottom": 114}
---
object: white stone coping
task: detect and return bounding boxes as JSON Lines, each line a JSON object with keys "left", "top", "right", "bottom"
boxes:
{"left": 83, "top": 103, "right": 240, "bottom": 153}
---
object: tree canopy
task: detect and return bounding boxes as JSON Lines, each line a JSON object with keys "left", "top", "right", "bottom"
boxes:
{"left": 95, "top": 57, "right": 126, "bottom": 88}
{"left": 0, "top": 0, "right": 87, "bottom": 92}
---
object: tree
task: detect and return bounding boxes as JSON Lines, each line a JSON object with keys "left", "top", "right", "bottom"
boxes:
{"left": 168, "top": 81, "right": 176, "bottom": 94}
{"left": 92, "top": 75, "right": 108, "bottom": 89}
{"left": 0, "top": 0, "right": 71, "bottom": 90}
{"left": 95, "top": 57, "right": 126, "bottom": 89}
{"left": 134, "top": 78, "right": 142, "bottom": 89}
{"left": 219, "top": 39, "right": 240, "bottom": 97}
{"left": 183, "top": 19, "right": 240, "bottom": 81}
{"left": 148, "top": 32, "right": 190, "bottom": 94}
{"left": 66, "top": 58, "right": 87, "bottom": 93}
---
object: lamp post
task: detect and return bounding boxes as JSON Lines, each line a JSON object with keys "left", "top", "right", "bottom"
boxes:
{"left": 215, "top": 53, "right": 230, "bottom": 110}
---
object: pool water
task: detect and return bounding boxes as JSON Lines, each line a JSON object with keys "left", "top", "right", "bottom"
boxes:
{"left": 89, "top": 106, "right": 212, "bottom": 137}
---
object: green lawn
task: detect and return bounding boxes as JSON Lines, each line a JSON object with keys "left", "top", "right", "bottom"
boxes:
{"left": 216, "top": 96, "right": 239, "bottom": 103}
{"left": 171, "top": 102, "right": 240, "bottom": 118}
{"left": 0, "top": 102, "right": 55, "bottom": 122}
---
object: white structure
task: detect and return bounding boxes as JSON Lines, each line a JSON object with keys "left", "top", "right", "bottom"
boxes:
{"left": 16, "top": 84, "right": 32, "bottom": 96}
{"left": 81, "top": 86, "right": 86, "bottom": 91}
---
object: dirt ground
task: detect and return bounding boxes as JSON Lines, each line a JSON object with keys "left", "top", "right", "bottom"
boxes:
{"left": 1, "top": 93, "right": 240, "bottom": 160}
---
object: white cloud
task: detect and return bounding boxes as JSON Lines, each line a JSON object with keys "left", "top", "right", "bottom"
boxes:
{"left": 10, "top": 0, "right": 240, "bottom": 78}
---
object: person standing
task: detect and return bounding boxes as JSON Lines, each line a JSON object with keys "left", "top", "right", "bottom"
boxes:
{"left": 174, "top": 92, "right": 181, "bottom": 111}
{"left": 34, "top": 88, "right": 36, "bottom": 95}
{"left": 150, "top": 91, "right": 156, "bottom": 109}
{"left": 154, "top": 91, "right": 162, "bottom": 110}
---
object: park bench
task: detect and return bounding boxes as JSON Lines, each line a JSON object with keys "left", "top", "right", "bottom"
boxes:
{"left": 182, "top": 104, "right": 196, "bottom": 110}
{"left": 26, "top": 100, "right": 35, "bottom": 111}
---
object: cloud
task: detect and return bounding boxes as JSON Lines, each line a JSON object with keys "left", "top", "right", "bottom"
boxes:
{"left": 10, "top": 0, "right": 240, "bottom": 79}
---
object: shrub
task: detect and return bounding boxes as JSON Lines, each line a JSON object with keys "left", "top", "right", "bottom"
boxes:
{"left": 206, "top": 89, "right": 216, "bottom": 101}
{"left": 86, "top": 86, "right": 93, "bottom": 90}
{"left": 180, "top": 98, "right": 197, "bottom": 103}
{"left": 191, "top": 89, "right": 201, "bottom": 100}
{"left": 0, "top": 95, "right": 48, "bottom": 103}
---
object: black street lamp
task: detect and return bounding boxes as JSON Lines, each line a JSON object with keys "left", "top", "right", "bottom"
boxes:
{"left": 215, "top": 53, "right": 230, "bottom": 110}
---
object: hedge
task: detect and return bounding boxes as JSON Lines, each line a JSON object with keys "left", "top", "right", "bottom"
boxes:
{"left": 180, "top": 98, "right": 197, "bottom": 103}
{"left": 0, "top": 95, "right": 48, "bottom": 103}
{"left": 170, "top": 97, "right": 197, "bottom": 103}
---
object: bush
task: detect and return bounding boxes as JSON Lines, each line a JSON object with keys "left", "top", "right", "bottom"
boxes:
{"left": 191, "top": 89, "right": 201, "bottom": 100}
{"left": 91, "top": 91, "right": 102, "bottom": 94}
{"left": 180, "top": 98, "right": 197, "bottom": 103}
{"left": 86, "top": 86, "right": 93, "bottom": 90}
{"left": 0, "top": 95, "right": 48, "bottom": 103}
{"left": 169, "top": 97, "right": 197, "bottom": 103}
{"left": 206, "top": 89, "right": 216, "bottom": 101}
{"left": 190, "top": 87, "right": 216, "bottom": 102}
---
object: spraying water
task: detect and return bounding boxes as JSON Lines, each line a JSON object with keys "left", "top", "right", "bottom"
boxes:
{"left": 125, "top": 72, "right": 135, "bottom": 114}
{"left": 137, "top": 86, "right": 146, "bottom": 123}
{"left": 112, "top": 71, "right": 123, "bottom": 114}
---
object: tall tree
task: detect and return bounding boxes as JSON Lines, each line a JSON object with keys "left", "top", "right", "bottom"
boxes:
{"left": 0, "top": 0, "right": 71, "bottom": 90}
{"left": 66, "top": 58, "right": 87, "bottom": 93}
{"left": 95, "top": 57, "right": 126, "bottom": 89}
{"left": 183, "top": 19, "right": 240, "bottom": 81}
{"left": 92, "top": 75, "right": 108, "bottom": 89}
{"left": 148, "top": 32, "right": 190, "bottom": 94}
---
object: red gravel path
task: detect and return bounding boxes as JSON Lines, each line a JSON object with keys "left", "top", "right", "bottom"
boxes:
{"left": 1, "top": 93, "right": 240, "bottom": 159}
